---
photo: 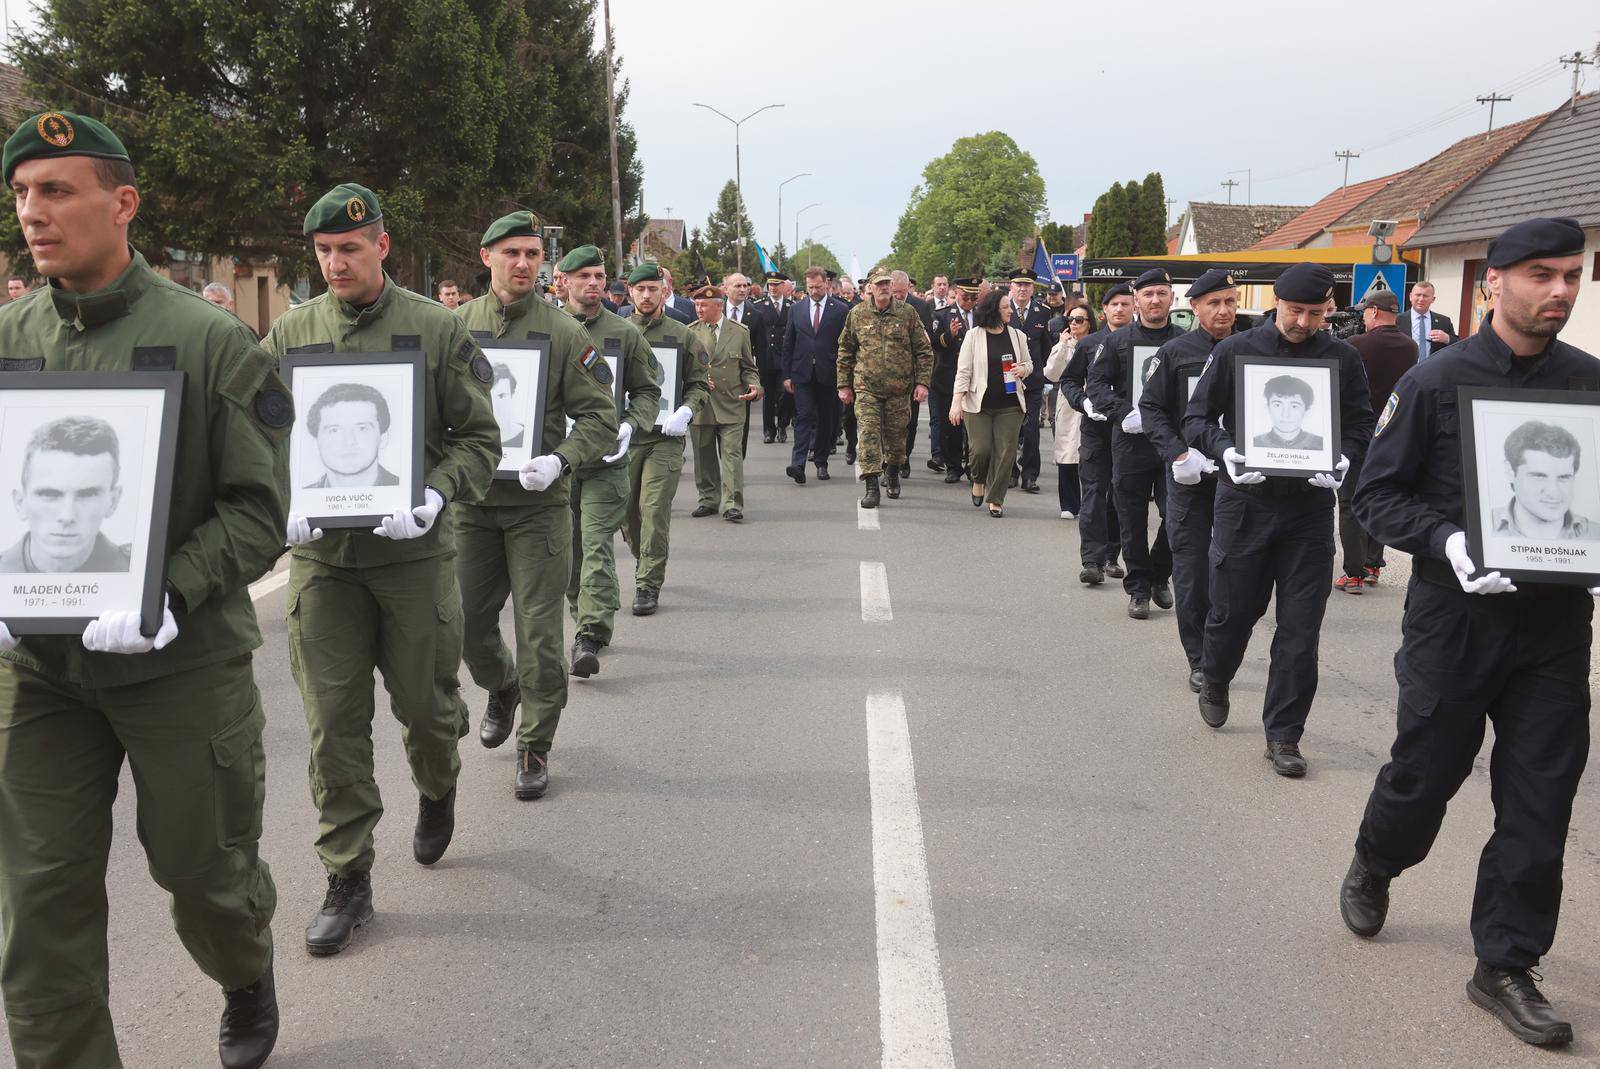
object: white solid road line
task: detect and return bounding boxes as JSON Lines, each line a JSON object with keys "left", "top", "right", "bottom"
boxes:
{"left": 866, "top": 689, "right": 956, "bottom": 1069}
{"left": 859, "top": 504, "right": 881, "bottom": 531}
{"left": 249, "top": 570, "right": 290, "bottom": 602}
{"left": 860, "top": 561, "right": 893, "bottom": 622}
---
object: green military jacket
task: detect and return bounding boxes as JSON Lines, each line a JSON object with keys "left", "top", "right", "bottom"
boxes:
{"left": 687, "top": 317, "right": 757, "bottom": 426}
{"left": 458, "top": 288, "right": 617, "bottom": 507}
{"left": 837, "top": 297, "right": 934, "bottom": 396}
{"left": 629, "top": 311, "right": 711, "bottom": 445}
{"left": 567, "top": 303, "right": 660, "bottom": 475}
{"left": 0, "top": 250, "right": 291, "bottom": 687}
{"left": 262, "top": 273, "right": 499, "bottom": 566}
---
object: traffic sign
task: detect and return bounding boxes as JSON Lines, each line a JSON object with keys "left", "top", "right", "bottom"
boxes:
{"left": 1352, "top": 263, "right": 1405, "bottom": 306}
{"left": 1051, "top": 253, "right": 1079, "bottom": 281}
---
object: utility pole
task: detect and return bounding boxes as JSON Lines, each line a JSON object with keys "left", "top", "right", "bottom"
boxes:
{"left": 795, "top": 202, "right": 820, "bottom": 258}
{"left": 1220, "top": 179, "right": 1238, "bottom": 205}
{"left": 692, "top": 102, "right": 784, "bottom": 273}
{"left": 1165, "top": 197, "right": 1176, "bottom": 227}
{"left": 1560, "top": 51, "right": 1594, "bottom": 116}
{"left": 1335, "top": 149, "right": 1360, "bottom": 188}
{"left": 777, "top": 173, "right": 811, "bottom": 266}
{"left": 1476, "top": 92, "right": 1513, "bottom": 139}
{"left": 601, "top": 0, "right": 624, "bottom": 270}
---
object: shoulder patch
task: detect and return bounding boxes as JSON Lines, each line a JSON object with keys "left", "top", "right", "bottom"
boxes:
{"left": 452, "top": 337, "right": 473, "bottom": 364}
{"left": 1143, "top": 355, "right": 1160, "bottom": 384}
{"left": 1373, "top": 392, "right": 1398, "bottom": 438}
{"left": 255, "top": 387, "right": 294, "bottom": 429}
{"left": 593, "top": 359, "right": 613, "bottom": 386}
{"left": 1200, "top": 353, "right": 1214, "bottom": 377}
{"left": 646, "top": 349, "right": 660, "bottom": 371}
{"left": 471, "top": 354, "right": 493, "bottom": 384}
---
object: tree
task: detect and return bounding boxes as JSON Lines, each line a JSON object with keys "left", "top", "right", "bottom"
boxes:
{"left": 702, "top": 180, "right": 755, "bottom": 279}
{"left": 1134, "top": 172, "right": 1167, "bottom": 255}
{"left": 1087, "top": 182, "right": 1134, "bottom": 260}
{"left": 769, "top": 240, "right": 789, "bottom": 270}
{"left": 1039, "top": 221, "right": 1076, "bottom": 256}
{"left": 889, "top": 131, "right": 1045, "bottom": 287}
{"left": 788, "top": 241, "right": 841, "bottom": 275}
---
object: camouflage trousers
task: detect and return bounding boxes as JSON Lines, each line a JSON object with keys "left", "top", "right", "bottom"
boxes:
{"left": 854, "top": 389, "right": 912, "bottom": 480}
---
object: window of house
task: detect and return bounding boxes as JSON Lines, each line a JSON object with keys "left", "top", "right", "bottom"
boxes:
{"left": 1461, "top": 258, "right": 1491, "bottom": 336}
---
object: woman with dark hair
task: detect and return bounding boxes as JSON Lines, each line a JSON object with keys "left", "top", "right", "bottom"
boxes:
{"left": 950, "top": 288, "right": 1033, "bottom": 516}
{"left": 1043, "top": 302, "right": 1097, "bottom": 518}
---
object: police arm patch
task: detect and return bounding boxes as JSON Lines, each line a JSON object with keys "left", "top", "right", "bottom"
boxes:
{"left": 1374, "top": 392, "right": 1398, "bottom": 438}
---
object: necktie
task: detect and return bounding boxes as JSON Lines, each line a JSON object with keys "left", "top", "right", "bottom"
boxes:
{"left": 812, "top": 301, "right": 821, "bottom": 331}
{"left": 1415, "top": 314, "right": 1429, "bottom": 360}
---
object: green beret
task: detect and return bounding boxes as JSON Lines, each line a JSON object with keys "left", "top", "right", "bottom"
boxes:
{"left": 480, "top": 209, "right": 542, "bottom": 249}
{"left": 627, "top": 261, "right": 663, "bottom": 285}
{"left": 303, "top": 182, "right": 382, "bottom": 236}
{"left": 3, "top": 111, "right": 130, "bottom": 184}
{"left": 556, "top": 245, "right": 604, "bottom": 273}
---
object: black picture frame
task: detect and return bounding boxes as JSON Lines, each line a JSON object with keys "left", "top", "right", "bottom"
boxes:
{"left": 650, "top": 342, "right": 684, "bottom": 428}
{"left": 474, "top": 334, "right": 552, "bottom": 480}
{"left": 1234, "top": 354, "right": 1342, "bottom": 477}
{"left": 0, "top": 371, "right": 183, "bottom": 637}
{"left": 1178, "top": 364, "right": 1204, "bottom": 406}
{"left": 1127, "top": 342, "right": 1165, "bottom": 416}
{"left": 600, "top": 336, "right": 626, "bottom": 422}
{"left": 1458, "top": 385, "right": 1600, "bottom": 587}
{"left": 281, "top": 351, "right": 426, "bottom": 529}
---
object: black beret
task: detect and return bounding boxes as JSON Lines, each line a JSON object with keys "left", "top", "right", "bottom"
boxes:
{"left": 3, "top": 111, "right": 130, "bottom": 184}
{"left": 627, "top": 261, "right": 663, "bottom": 285}
{"left": 304, "top": 183, "right": 381, "bottom": 236}
{"left": 1273, "top": 262, "right": 1336, "bottom": 304}
{"left": 480, "top": 209, "right": 542, "bottom": 248}
{"left": 1101, "top": 283, "right": 1133, "bottom": 304}
{"left": 557, "top": 245, "right": 605, "bottom": 273}
{"left": 1132, "top": 268, "right": 1173, "bottom": 290}
{"left": 1486, "top": 216, "right": 1586, "bottom": 269}
{"left": 1187, "top": 268, "right": 1238, "bottom": 300}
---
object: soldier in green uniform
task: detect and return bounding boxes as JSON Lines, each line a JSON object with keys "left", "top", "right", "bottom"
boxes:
{"left": 0, "top": 112, "right": 287, "bottom": 1069}
{"left": 263, "top": 183, "right": 499, "bottom": 958}
{"left": 837, "top": 270, "right": 933, "bottom": 508}
{"left": 556, "top": 245, "right": 660, "bottom": 674}
{"left": 688, "top": 283, "right": 762, "bottom": 521}
{"left": 622, "top": 262, "right": 711, "bottom": 614}
{"left": 455, "top": 214, "right": 617, "bottom": 799}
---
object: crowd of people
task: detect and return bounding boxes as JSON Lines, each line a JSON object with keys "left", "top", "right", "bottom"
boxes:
{"left": 0, "top": 103, "right": 1594, "bottom": 1069}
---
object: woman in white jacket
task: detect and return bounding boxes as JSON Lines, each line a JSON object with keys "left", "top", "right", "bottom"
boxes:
{"left": 1042, "top": 304, "right": 1097, "bottom": 518}
{"left": 950, "top": 289, "right": 1032, "bottom": 517}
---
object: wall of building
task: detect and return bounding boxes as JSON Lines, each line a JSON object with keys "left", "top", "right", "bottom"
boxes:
{"left": 1420, "top": 230, "right": 1600, "bottom": 354}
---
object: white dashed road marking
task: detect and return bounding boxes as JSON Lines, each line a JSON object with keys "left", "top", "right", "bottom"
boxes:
{"left": 860, "top": 562, "right": 893, "bottom": 622}
{"left": 859, "top": 505, "right": 881, "bottom": 531}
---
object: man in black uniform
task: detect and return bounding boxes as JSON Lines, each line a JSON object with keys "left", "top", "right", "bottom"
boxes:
{"left": 1063, "top": 284, "right": 1131, "bottom": 584}
{"left": 1007, "top": 267, "right": 1051, "bottom": 492}
{"left": 929, "top": 279, "right": 978, "bottom": 483}
{"left": 1140, "top": 269, "right": 1236, "bottom": 688}
{"left": 1183, "top": 263, "right": 1374, "bottom": 776}
{"left": 1340, "top": 218, "right": 1591, "bottom": 1047}
{"left": 1088, "top": 268, "right": 1185, "bottom": 618}
{"left": 755, "top": 272, "right": 794, "bottom": 442}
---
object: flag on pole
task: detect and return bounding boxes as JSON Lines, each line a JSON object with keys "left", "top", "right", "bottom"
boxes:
{"left": 1031, "top": 236, "right": 1053, "bottom": 284}
{"left": 753, "top": 240, "right": 777, "bottom": 276}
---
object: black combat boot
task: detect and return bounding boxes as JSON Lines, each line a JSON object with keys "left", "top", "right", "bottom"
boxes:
{"left": 1127, "top": 596, "right": 1150, "bottom": 620}
{"left": 479, "top": 682, "right": 518, "bottom": 749}
{"left": 571, "top": 635, "right": 601, "bottom": 678}
{"left": 861, "top": 475, "right": 880, "bottom": 509}
{"left": 1198, "top": 682, "right": 1229, "bottom": 728}
{"left": 219, "top": 962, "right": 278, "bottom": 1069}
{"left": 1467, "top": 963, "right": 1574, "bottom": 1046}
{"left": 1079, "top": 563, "right": 1104, "bottom": 586}
{"left": 1265, "top": 740, "right": 1307, "bottom": 778}
{"left": 515, "top": 749, "right": 550, "bottom": 800}
{"left": 884, "top": 467, "right": 901, "bottom": 499}
{"left": 305, "top": 871, "right": 373, "bottom": 956}
{"left": 413, "top": 786, "right": 456, "bottom": 865}
{"left": 1339, "top": 854, "right": 1390, "bottom": 938}
{"left": 632, "top": 586, "right": 659, "bottom": 615}
{"left": 1151, "top": 583, "right": 1174, "bottom": 610}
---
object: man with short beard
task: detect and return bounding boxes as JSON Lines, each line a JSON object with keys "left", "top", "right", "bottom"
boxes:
{"left": 1062, "top": 284, "right": 1131, "bottom": 584}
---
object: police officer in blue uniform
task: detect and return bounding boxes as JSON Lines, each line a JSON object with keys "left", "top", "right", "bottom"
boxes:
{"left": 1339, "top": 218, "right": 1592, "bottom": 1048}
{"left": 1183, "top": 262, "right": 1375, "bottom": 776}
{"left": 1140, "top": 269, "right": 1237, "bottom": 688}
{"left": 1087, "top": 268, "right": 1185, "bottom": 618}
{"left": 1062, "top": 284, "right": 1130, "bottom": 585}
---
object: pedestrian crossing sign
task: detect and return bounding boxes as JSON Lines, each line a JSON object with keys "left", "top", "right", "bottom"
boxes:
{"left": 1352, "top": 263, "right": 1405, "bottom": 307}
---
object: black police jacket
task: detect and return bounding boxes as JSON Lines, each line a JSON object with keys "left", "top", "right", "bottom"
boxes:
{"left": 1086, "top": 317, "right": 1187, "bottom": 425}
{"left": 1141, "top": 328, "right": 1223, "bottom": 465}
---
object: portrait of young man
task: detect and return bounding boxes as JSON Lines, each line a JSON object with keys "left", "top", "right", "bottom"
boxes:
{"left": 303, "top": 381, "right": 399, "bottom": 489}
{"left": 1492, "top": 419, "right": 1598, "bottom": 540}
{"left": 490, "top": 362, "right": 525, "bottom": 449}
{"left": 0, "top": 414, "right": 132, "bottom": 573}
{"left": 1253, "top": 374, "right": 1324, "bottom": 450}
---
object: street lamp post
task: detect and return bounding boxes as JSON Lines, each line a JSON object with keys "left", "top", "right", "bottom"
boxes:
{"left": 795, "top": 202, "right": 820, "bottom": 258}
{"left": 805, "top": 224, "right": 830, "bottom": 267}
{"left": 692, "top": 101, "right": 784, "bottom": 273}
{"left": 777, "top": 173, "right": 811, "bottom": 266}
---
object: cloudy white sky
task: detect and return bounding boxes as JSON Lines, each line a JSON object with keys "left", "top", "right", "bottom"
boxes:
{"left": 611, "top": 0, "right": 1598, "bottom": 267}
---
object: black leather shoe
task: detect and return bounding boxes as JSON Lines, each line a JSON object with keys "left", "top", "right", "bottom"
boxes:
{"left": 816, "top": 465, "right": 831, "bottom": 480}
{"left": 219, "top": 963, "right": 278, "bottom": 1069}
{"left": 1152, "top": 583, "right": 1174, "bottom": 610}
{"left": 1009, "top": 473, "right": 1020, "bottom": 488}
{"left": 1339, "top": 854, "right": 1390, "bottom": 938}
{"left": 479, "top": 682, "right": 518, "bottom": 749}
{"left": 413, "top": 786, "right": 455, "bottom": 865}
{"left": 1468, "top": 963, "right": 1574, "bottom": 1046}
{"left": 927, "top": 458, "right": 946, "bottom": 473}
{"left": 943, "top": 469, "right": 961, "bottom": 484}
{"left": 515, "top": 749, "right": 550, "bottom": 800}
{"left": 1198, "top": 682, "right": 1229, "bottom": 728}
{"left": 786, "top": 464, "right": 806, "bottom": 485}
{"left": 571, "top": 635, "right": 601, "bottom": 678}
{"left": 1022, "top": 479, "right": 1040, "bottom": 494}
{"left": 1265, "top": 740, "right": 1308, "bottom": 777}
{"left": 1128, "top": 597, "right": 1150, "bottom": 620}
{"left": 723, "top": 508, "right": 744, "bottom": 522}
{"left": 305, "top": 871, "right": 373, "bottom": 956}
{"left": 899, "top": 462, "right": 911, "bottom": 478}
{"left": 762, "top": 432, "right": 775, "bottom": 444}
{"left": 861, "top": 476, "right": 880, "bottom": 509}
{"left": 777, "top": 428, "right": 788, "bottom": 442}
{"left": 1104, "top": 562, "right": 1125, "bottom": 579}
{"left": 632, "top": 586, "right": 658, "bottom": 616}
{"left": 1079, "top": 563, "right": 1104, "bottom": 586}
{"left": 691, "top": 504, "right": 716, "bottom": 517}
{"left": 845, "top": 450, "right": 856, "bottom": 466}
{"left": 884, "top": 469, "right": 900, "bottom": 499}
{"left": 1188, "top": 668, "right": 1204, "bottom": 693}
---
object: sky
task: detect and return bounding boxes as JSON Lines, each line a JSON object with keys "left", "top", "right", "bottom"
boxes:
{"left": 610, "top": 0, "right": 1599, "bottom": 269}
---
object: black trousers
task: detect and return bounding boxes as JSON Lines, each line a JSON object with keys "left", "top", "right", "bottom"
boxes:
{"left": 842, "top": 399, "right": 857, "bottom": 454}
{"left": 1057, "top": 465, "right": 1081, "bottom": 513}
{"left": 1166, "top": 476, "right": 1216, "bottom": 671}
{"left": 1335, "top": 455, "right": 1384, "bottom": 577}
{"left": 1201, "top": 484, "right": 1334, "bottom": 742}
{"left": 930, "top": 385, "right": 959, "bottom": 471}
{"left": 1356, "top": 578, "right": 1592, "bottom": 968}
{"left": 1111, "top": 437, "right": 1171, "bottom": 598}
{"left": 1077, "top": 422, "right": 1120, "bottom": 566}
{"left": 1017, "top": 382, "right": 1043, "bottom": 481}
{"left": 760, "top": 369, "right": 794, "bottom": 436}
{"left": 792, "top": 381, "right": 836, "bottom": 470}
{"left": 905, "top": 400, "right": 921, "bottom": 461}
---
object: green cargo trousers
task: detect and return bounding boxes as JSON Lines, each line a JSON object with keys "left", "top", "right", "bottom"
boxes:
{"left": 567, "top": 463, "right": 630, "bottom": 645}
{"left": 0, "top": 655, "right": 275, "bottom": 1069}
{"left": 691, "top": 422, "right": 745, "bottom": 512}
{"left": 287, "top": 554, "right": 466, "bottom": 876}
{"left": 854, "top": 388, "right": 912, "bottom": 478}
{"left": 623, "top": 433, "right": 685, "bottom": 591}
{"left": 456, "top": 502, "right": 571, "bottom": 754}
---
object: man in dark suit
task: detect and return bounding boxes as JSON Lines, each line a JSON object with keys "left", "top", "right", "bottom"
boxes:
{"left": 659, "top": 267, "right": 695, "bottom": 324}
{"left": 890, "top": 270, "right": 937, "bottom": 474}
{"left": 1396, "top": 280, "right": 1457, "bottom": 361}
{"left": 755, "top": 272, "right": 795, "bottom": 442}
{"left": 1007, "top": 267, "right": 1052, "bottom": 492}
{"left": 929, "top": 279, "right": 978, "bottom": 483}
{"left": 781, "top": 265, "right": 850, "bottom": 483}
{"left": 723, "top": 273, "right": 769, "bottom": 453}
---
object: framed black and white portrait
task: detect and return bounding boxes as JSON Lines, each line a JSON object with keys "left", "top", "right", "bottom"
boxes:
{"left": 1128, "top": 344, "right": 1162, "bottom": 415}
{"left": 1235, "top": 355, "right": 1341, "bottom": 477}
{"left": 1179, "top": 365, "right": 1204, "bottom": 405}
{"left": 0, "top": 372, "right": 182, "bottom": 635}
{"left": 1460, "top": 387, "right": 1600, "bottom": 586}
{"left": 566, "top": 346, "right": 623, "bottom": 436}
{"left": 650, "top": 342, "right": 683, "bottom": 429}
{"left": 476, "top": 335, "right": 550, "bottom": 478}
{"left": 281, "top": 351, "right": 425, "bottom": 528}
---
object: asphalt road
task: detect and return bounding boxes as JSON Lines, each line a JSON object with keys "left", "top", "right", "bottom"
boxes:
{"left": 7, "top": 417, "right": 1600, "bottom": 1068}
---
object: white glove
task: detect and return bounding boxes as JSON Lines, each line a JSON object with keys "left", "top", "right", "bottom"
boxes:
{"left": 1307, "top": 455, "right": 1351, "bottom": 490}
{"left": 520, "top": 454, "right": 564, "bottom": 492}
{"left": 374, "top": 487, "right": 444, "bottom": 540}
{"left": 1444, "top": 530, "right": 1516, "bottom": 595}
{"left": 286, "top": 513, "right": 323, "bottom": 546}
{"left": 1198, "top": 453, "right": 1219, "bottom": 475}
{"left": 602, "top": 421, "right": 633, "bottom": 463}
{"left": 1120, "top": 409, "right": 1143, "bottom": 434}
{"left": 1222, "top": 447, "right": 1266, "bottom": 486}
{"left": 1083, "top": 398, "right": 1107, "bottom": 422}
{"left": 0, "top": 621, "right": 15, "bottom": 652}
{"left": 82, "top": 595, "right": 178, "bottom": 654}
{"left": 663, "top": 405, "right": 693, "bottom": 437}
{"left": 1171, "top": 451, "right": 1206, "bottom": 485}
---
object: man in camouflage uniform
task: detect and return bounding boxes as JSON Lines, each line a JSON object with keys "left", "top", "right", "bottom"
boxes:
{"left": 836, "top": 270, "right": 934, "bottom": 508}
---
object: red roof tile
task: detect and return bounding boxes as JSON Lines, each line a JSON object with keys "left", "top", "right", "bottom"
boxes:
{"left": 1249, "top": 174, "right": 1400, "bottom": 249}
